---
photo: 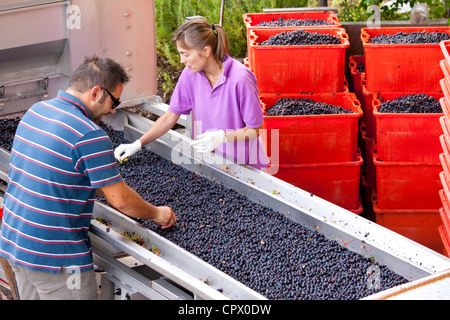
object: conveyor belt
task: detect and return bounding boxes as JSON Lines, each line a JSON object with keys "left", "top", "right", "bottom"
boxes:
{"left": 1, "top": 107, "right": 450, "bottom": 300}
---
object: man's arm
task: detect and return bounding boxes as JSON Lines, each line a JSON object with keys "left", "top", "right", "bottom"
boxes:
{"left": 97, "top": 180, "right": 176, "bottom": 229}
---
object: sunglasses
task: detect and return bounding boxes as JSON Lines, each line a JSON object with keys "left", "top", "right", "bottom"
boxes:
{"left": 101, "top": 87, "right": 121, "bottom": 109}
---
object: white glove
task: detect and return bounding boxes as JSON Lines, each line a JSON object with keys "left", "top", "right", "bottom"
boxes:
{"left": 191, "top": 130, "right": 227, "bottom": 153}
{"left": 114, "top": 140, "right": 142, "bottom": 162}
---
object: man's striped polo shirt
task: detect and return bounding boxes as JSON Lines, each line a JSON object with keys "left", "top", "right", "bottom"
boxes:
{"left": 0, "top": 90, "right": 122, "bottom": 273}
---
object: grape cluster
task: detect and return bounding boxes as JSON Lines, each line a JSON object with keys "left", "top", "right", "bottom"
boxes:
{"left": 255, "top": 17, "right": 331, "bottom": 27}
{"left": 265, "top": 97, "right": 355, "bottom": 116}
{"left": 378, "top": 94, "right": 442, "bottom": 113}
{"left": 100, "top": 124, "right": 408, "bottom": 300}
{"left": 259, "top": 29, "right": 341, "bottom": 46}
{"left": 370, "top": 31, "right": 450, "bottom": 44}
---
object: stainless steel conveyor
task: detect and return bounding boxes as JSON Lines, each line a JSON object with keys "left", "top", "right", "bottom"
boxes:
{"left": 1, "top": 107, "right": 450, "bottom": 299}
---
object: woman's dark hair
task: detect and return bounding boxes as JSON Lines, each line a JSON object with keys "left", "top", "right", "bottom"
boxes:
{"left": 68, "top": 55, "right": 130, "bottom": 97}
{"left": 171, "top": 17, "right": 231, "bottom": 67}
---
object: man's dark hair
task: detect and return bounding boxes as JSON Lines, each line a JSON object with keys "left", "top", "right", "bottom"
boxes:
{"left": 68, "top": 55, "right": 130, "bottom": 95}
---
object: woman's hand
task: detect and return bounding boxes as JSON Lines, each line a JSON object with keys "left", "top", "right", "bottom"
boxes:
{"left": 191, "top": 129, "right": 227, "bottom": 153}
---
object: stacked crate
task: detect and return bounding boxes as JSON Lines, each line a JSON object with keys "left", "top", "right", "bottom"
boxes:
{"left": 361, "top": 26, "right": 447, "bottom": 253}
{"left": 349, "top": 56, "right": 375, "bottom": 219}
{"left": 243, "top": 11, "right": 364, "bottom": 213}
{"left": 438, "top": 40, "right": 450, "bottom": 257}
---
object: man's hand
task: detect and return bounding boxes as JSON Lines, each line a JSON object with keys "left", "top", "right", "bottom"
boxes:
{"left": 114, "top": 140, "right": 141, "bottom": 162}
{"left": 152, "top": 206, "right": 177, "bottom": 229}
{"left": 191, "top": 130, "right": 227, "bottom": 153}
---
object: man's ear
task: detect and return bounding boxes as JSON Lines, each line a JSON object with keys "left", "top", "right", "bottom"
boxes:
{"left": 90, "top": 86, "right": 103, "bottom": 103}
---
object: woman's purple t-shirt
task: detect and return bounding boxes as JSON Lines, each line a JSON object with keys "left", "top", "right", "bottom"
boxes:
{"left": 169, "top": 55, "right": 269, "bottom": 169}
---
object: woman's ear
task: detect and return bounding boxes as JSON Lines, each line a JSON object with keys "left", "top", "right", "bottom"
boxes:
{"left": 203, "top": 46, "right": 212, "bottom": 57}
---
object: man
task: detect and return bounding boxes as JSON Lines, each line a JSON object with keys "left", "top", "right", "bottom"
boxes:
{"left": 0, "top": 56, "right": 176, "bottom": 300}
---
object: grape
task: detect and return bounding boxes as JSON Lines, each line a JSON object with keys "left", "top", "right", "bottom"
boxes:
{"left": 255, "top": 17, "right": 331, "bottom": 27}
{"left": 370, "top": 31, "right": 450, "bottom": 44}
{"left": 378, "top": 94, "right": 442, "bottom": 113}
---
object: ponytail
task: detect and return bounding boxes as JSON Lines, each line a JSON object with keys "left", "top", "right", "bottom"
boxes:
{"left": 172, "top": 17, "right": 231, "bottom": 67}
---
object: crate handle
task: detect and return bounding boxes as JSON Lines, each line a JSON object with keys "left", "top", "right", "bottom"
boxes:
{"left": 249, "top": 30, "right": 258, "bottom": 45}
{"left": 242, "top": 14, "right": 251, "bottom": 26}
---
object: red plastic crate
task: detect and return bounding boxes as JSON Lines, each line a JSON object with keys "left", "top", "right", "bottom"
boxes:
{"left": 439, "top": 78, "right": 450, "bottom": 111}
{"left": 361, "top": 26, "right": 450, "bottom": 92}
{"left": 265, "top": 153, "right": 363, "bottom": 211}
{"left": 260, "top": 92, "right": 362, "bottom": 164}
{"left": 372, "top": 191, "right": 443, "bottom": 253}
{"left": 440, "top": 135, "right": 450, "bottom": 166}
{"left": 440, "top": 116, "right": 450, "bottom": 148}
{"left": 439, "top": 97, "right": 450, "bottom": 122}
{"left": 248, "top": 27, "right": 349, "bottom": 93}
{"left": 440, "top": 40, "right": 450, "bottom": 69}
{"left": 372, "top": 149, "right": 442, "bottom": 210}
{"left": 243, "top": 11, "right": 340, "bottom": 70}
{"left": 0, "top": 207, "right": 2, "bottom": 220}
{"left": 372, "top": 92, "right": 444, "bottom": 162}
{"left": 438, "top": 225, "right": 450, "bottom": 257}
{"left": 440, "top": 59, "right": 450, "bottom": 80}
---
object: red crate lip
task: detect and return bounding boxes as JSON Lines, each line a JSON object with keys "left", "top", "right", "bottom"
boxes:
{"left": 361, "top": 26, "right": 450, "bottom": 47}
{"left": 243, "top": 11, "right": 341, "bottom": 28}
{"left": 438, "top": 225, "right": 450, "bottom": 257}
{"left": 439, "top": 190, "right": 450, "bottom": 236}
{"left": 0, "top": 207, "right": 2, "bottom": 220}
{"left": 260, "top": 92, "right": 362, "bottom": 164}
{"left": 440, "top": 40, "right": 450, "bottom": 66}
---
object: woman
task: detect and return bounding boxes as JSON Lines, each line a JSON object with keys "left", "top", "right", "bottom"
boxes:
{"left": 115, "top": 17, "right": 269, "bottom": 169}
